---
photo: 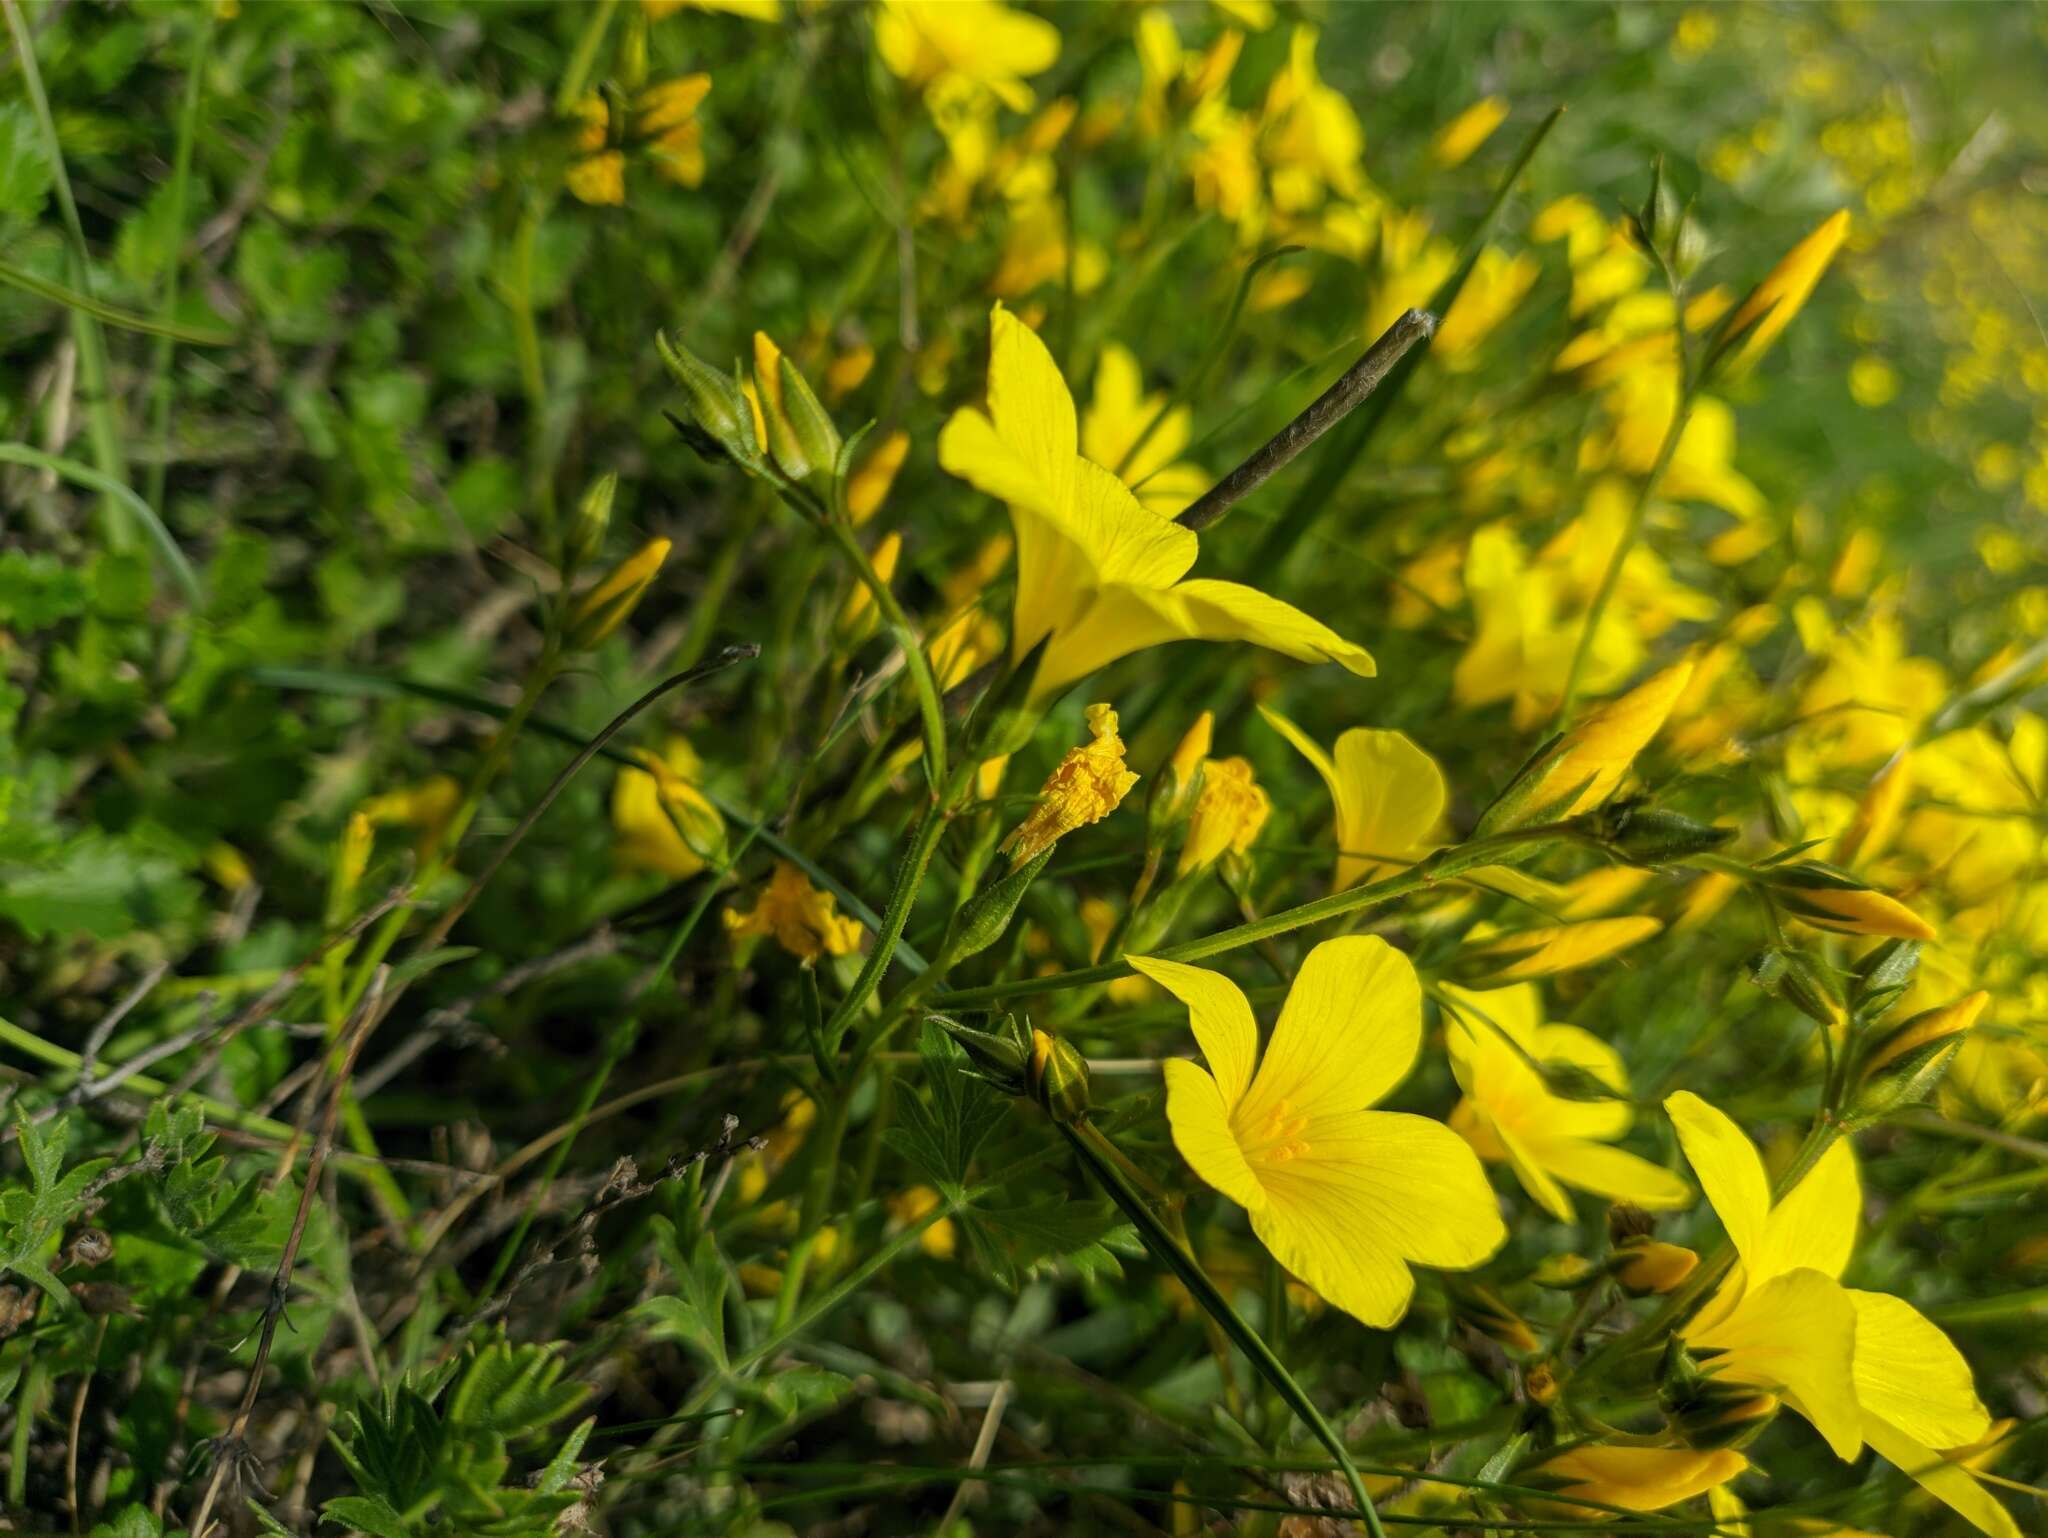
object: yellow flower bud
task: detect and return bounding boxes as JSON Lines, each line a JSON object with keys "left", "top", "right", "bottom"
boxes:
{"left": 1001, "top": 704, "right": 1140, "bottom": 866}
{"left": 846, "top": 429, "right": 910, "bottom": 525}
{"left": 1862, "top": 991, "right": 1988, "bottom": 1078}
{"left": 1176, "top": 755, "right": 1269, "bottom": 877}
{"left": 567, "top": 536, "right": 669, "bottom": 648}
{"left": 1714, "top": 209, "right": 1850, "bottom": 374}
{"left": 1476, "top": 662, "right": 1694, "bottom": 835}
{"left": 1432, "top": 95, "right": 1509, "bottom": 168}
{"left": 1613, "top": 1238, "right": 1699, "bottom": 1295}
{"left": 1027, "top": 1026, "right": 1091, "bottom": 1125}
{"left": 1456, "top": 917, "right": 1662, "bottom": 984}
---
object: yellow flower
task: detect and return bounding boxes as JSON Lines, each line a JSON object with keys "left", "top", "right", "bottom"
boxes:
{"left": 837, "top": 532, "right": 902, "bottom": 642}
{"left": 1080, "top": 343, "right": 1207, "bottom": 517}
{"left": 887, "top": 1184, "right": 958, "bottom": 1260}
{"left": 567, "top": 536, "right": 670, "bottom": 647}
{"left": 360, "top": 773, "right": 463, "bottom": 861}
{"left": 566, "top": 150, "right": 626, "bottom": 207}
{"left": 1434, "top": 247, "right": 1540, "bottom": 361}
{"left": 1443, "top": 982, "right": 1691, "bottom": 1221}
{"left": 1667, "top": 1094, "right": 2019, "bottom": 1536}
{"left": 1474, "top": 661, "right": 1694, "bottom": 835}
{"left": 1456, "top": 917, "right": 1663, "bottom": 983}
{"left": 1718, "top": 209, "right": 1851, "bottom": 372}
{"left": 724, "top": 860, "right": 864, "bottom": 961}
{"left": 939, "top": 304, "right": 1375, "bottom": 700}
{"left": 1259, "top": 708, "right": 1445, "bottom": 890}
{"left": 1258, "top": 27, "right": 1364, "bottom": 215}
{"left": 1431, "top": 96, "right": 1509, "bottom": 169}
{"left": 1763, "top": 864, "right": 1937, "bottom": 942}
{"left": 1131, "top": 937, "right": 1506, "bottom": 1327}
{"left": 1177, "top": 756, "right": 1269, "bottom": 876}
{"left": 875, "top": 0, "right": 1059, "bottom": 114}
{"left": 612, "top": 737, "right": 725, "bottom": 879}
{"left": 646, "top": 0, "right": 781, "bottom": 18}
{"left": 1002, "top": 703, "right": 1140, "bottom": 865}
{"left": 846, "top": 428, "right": 911, "bottom": 525}
{"left": 1531, "top": 1445, "right": 1748, "bottom": 1513}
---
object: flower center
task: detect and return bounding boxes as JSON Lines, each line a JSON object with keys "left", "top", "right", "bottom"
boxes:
{"left": 1240, "top": 1097, "right": 1313, "bottom": 1165}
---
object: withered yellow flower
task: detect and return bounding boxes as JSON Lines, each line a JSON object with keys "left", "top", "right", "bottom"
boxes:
{"left": 1002, "top": 703, "right": 1140, "bottom": 865}
{"left": 1177, "top": 755, "right": 1269, "bottom": 876}
{"left": 724, "top": 860, "right": 864, "bottom": 961}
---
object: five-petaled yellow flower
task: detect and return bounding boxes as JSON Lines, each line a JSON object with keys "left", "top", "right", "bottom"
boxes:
{"left": 1132, "top": 937, "right": 1506, "bottom": 1327}
{"left": 1667, "top": 1092, "right": 2018, "bottom": 1538}
{"left": 1444, "top": 982, "right": 1691, "bottom": 1221}
{"left": 939, "top": 304, "right": 1377, "bottom": 701}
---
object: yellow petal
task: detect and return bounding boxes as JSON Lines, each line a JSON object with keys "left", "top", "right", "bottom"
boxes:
{"left": 1246, "top": 936, "right": 1421, "bottom": 1123}
{"left": 1535, "top": 1445, "right": 1747, "bottom": 1513}
{"left": 1532, "top": 1137, "right": 1693, "bottom": 1210}
{"left": 985, "top": 300, "right": 1077, "bottom": 514}
{"left": 1685, "top": 1268, "right": 1863, "bottom": 1461}
{"left": 1162, "top": 1058, "right": 1268, "bottom": 1214}
{"left": 1262, "top": 708, "right": 1445, "bottom": 890}
{"left": 1128, "top": 953, "right": 1258, "bottom": 1106}
{"left": 1117, "top": 576, "right": 1376, "bottom": 681}
{"left": 1490, "top": 1113, "right": 1577, "bottom": 1222}
{"left": 1848, "top": 1289, "right": 1990, "bottom": 1451}
{"left": 1756, "top": 1137, "right": 1858, "bottom": 1285}
{"left": 1861, "top": 1416, "right": 2021, "bottom": 1538}
{"left": 1250, "top": 1109, "right": 1504, "bottom": 1327}
{"left": 1665, "top": 1091, "right": 1772, "bottom": 1267}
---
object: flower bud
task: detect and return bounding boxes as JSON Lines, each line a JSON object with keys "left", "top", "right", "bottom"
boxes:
{"left": 1176, "top": 755, "right": 1269, "bottom": 878}
{"left": 752, "top": 333, "right": 841, "bottom": 493}
{"left": 1027, "top": 1027, "right": 1091, "bottom": 1125}
{"left": 934, "top": 1013, "right": 1030, "bottom": 1096}
{"left": 836, "top": 532, "right": 901, "bottom": 645}
{"left": 1146, "top": 712, "right": 1211, "bottom": 844}
{"left": 1853, "top": 991, "right": 1986, "bottom": 1118}
{"left": 1576, "top": 799, "right": 1734, "bottom": 866}
{"left": 1660, "top": 1340, "right": 1781, "bottom": 1451}
{"left": 568, "top": 471, "right": 617, "bottom": 573}
{"left": 1452, "top": 1283, "right": 1540, "bottom": 1354}
{"left": 657, "top": 330, "right": 758, "bottom": 465}
{"left": 1613, "top": 1238, "right": 1698, "bottom": 1296}
{"left": 1747, "top": 946, "right": 1845, "bottom": 1029}
{"left": 939, "top": 847, "right": 1052, "bottom": 969}
{"left": 1849, "top": 938, "right": 1921, "bottom": 1020}
{"left": 566, "top": 536, "right": 669, "bottom": 649}
{"left": 1530, "top": 1253, "right": 1598, "bottom": 1290}
{"left": 1759, "top": 860, "right": 1936, "bottom": 942}
{"left": 1475, "top": 662, "right": 1693, "bottom": 836}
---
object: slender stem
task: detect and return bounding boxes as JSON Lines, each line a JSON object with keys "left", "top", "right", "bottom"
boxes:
{"left": 934, "top": 830, "right": 1558, "bottom": 1010}
{"left": 145, "top": 9, "right": 217, "bottom": 514}
{"left": 0, "top": 444, "right": 202, "bottom": 606}
{"left": 1063, "top": 1120, "right": 1389, "bottom": 1538}
{"left": 2, "top": 0, "right": 128, "bottom": 528}
{"left": 823, "top": 517, "right": 948, "bottom": 791}
{"left": 1175, "top": 309, "right": 1436, "bottom": 533}
{"left": 553, "top": 0, "right": 619, "bottom": 113}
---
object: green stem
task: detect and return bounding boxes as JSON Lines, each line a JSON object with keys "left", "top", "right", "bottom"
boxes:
{"left": 935, "top": 830, "right": 1558, "bottom": 1010}
{"left": 822, "top": 518, "right": 948, "bottom": 792}
{"left": 144, "top": 9, "right": 218, "bottom": 515}
{"left": 0, "top": 444, "right": 202, "bottom": 607}
{"left": 824, "top": 789, "right": 954, "bottom": 1051}
{"left": 1064, "top": 1119, "right": 1388, "bottom": 1538}
{"left": 2, "top": 0, "right": 128, "bottom": 532}
{"left": 1553, "top": 384, "right": 1694, "bottom": 725}
{"left": 553, "top": 0, "right": 620, "bottom": 113}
